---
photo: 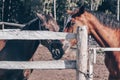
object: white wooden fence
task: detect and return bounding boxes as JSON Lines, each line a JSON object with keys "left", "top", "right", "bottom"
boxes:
{"left": 0, "top": 23, "right": 89, "bottom": 80}
{"left": 0, "top": 23, "right": 120, "bottom": 80}
{"left": 0, "top": 22, "right": 25, "bottom": 29}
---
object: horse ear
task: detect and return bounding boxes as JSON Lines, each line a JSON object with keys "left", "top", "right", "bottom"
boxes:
{"left": 78, "top": 6, "right": 85, "bottom": 14}
{"left": 48, "top": 13, "right": 53, "bottom": 17}
{"left": 36, "top": 13, "right": 45, "bottom": 20}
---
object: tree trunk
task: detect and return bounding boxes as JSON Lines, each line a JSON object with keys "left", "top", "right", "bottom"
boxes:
{"left": 54, "top": 0, "right": 56, "bottom": 21}
{"left": 117, "top": 0, "right": 120, "bottom": 21}
{"left": 91, "top": 0, "right": 93, "bottom": 10}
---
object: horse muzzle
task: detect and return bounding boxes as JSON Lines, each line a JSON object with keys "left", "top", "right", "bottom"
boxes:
{"left": 49, "top": 40, "right": 64, "bottom": 60}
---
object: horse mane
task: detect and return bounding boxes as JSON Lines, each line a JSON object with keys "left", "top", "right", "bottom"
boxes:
{"left": 88, "top": 10, "right": 120, "bottom": 29}
{"left": 67, "top": 6, "right": 120, "bottom": 29}
{"left": 22, "top": 14, "right": 55, "bottom": 30}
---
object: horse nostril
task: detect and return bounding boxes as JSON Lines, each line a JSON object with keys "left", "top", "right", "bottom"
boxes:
{"left": 52, "top": 49, "right": 55, "bottom": 53}
{"left": 49, "top": 40, "right": 64, "bottom": 60}
{"left": 56, "top": 49, "right": 60, "bottom": 53}
{"left": 52, "top": 48, "right": 60, "bottom": 55}
{"left": 50, "top": 48, "right": 64, "bottom": 60}
{"left": 55, "top": 49, "right": 60, "bottom": 56}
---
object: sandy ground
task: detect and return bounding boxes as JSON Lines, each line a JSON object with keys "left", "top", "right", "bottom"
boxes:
{"left": 28, "top": 45, "right": 109, "bottom": 80}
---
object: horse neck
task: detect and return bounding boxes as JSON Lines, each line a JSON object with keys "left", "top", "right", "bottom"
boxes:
{"left": 88, "top": 13, "right": 120, "bottom": 47}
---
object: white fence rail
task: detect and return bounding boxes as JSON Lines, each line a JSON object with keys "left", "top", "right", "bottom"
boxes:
{"left": 0, "top": 30, "right": 75, "bottom": 40}
{"left": 0, "top": 60, "right": 76, "bottom": 69}
{"left": 0, "top": 22, "right": 25, "bottom": 28}
{"left": 90, "top": 47, "right": 120, "bottom": 51}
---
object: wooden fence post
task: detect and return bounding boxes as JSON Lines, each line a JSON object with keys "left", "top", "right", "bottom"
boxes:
{"left": 2, "top": 23, "right": 4, "bottom": 30}
{"left": 76, "top": 26, "right": 88, "bottom": 80}
{"left": 88, "top": 49, "right": 94, "bottom": 80}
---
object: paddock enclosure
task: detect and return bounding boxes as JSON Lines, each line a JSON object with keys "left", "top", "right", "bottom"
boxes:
{"left": 0, "top": 22, "right": 120, "bottom": 80}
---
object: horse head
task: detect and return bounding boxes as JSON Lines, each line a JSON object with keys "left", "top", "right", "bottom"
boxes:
{"left": 37, "top": 13, "right": 64, "bottom": 60}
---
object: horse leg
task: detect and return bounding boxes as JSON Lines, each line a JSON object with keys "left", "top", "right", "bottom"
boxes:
{"left": 105, "top": 53, "right": 120, "bottom": 80}
{"left": 23, "top": 58, "right": 33, "bottom": 79}
{"left": 23, "top": 69, "right": 33, "bottom": 80}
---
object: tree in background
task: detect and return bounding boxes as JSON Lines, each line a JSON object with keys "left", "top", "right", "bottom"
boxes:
{"left": 90, "top": 0, "right": 102, "bottom": 11}
{"left": 81, "top": 0, "right": 119, "bottom": 20}
{"left": 17, "top": 0, "right": 32, "bottom": 23}
{"left": 117, "top": 0, "right": 120, "bottom": 20}
{"left": 0, "top": 0, "right": 3, "bottom": 21}
{"left": 1, "top": 0, "right": 32, "bottom": 23}
{"left": 98, "top": 0, "right": 120, "bottom": 20}
{"left": 53, "top": 0, "right": 56, "bottom": 21}
{"left": 56, "top": 0, "right": 68, "bottom": 30}
{"left": 98, "top": 0, "right": 117, "bottom": 14}
{"left": 56, "top": 0, "right": 80, "bottom": 30}
{"left": 0, "top": 0, "right": 119, "bottom": 28}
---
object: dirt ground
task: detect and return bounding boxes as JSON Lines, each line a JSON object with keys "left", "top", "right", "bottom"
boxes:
{"left": 28, "top": 45, "right": 109, "bottom": 80}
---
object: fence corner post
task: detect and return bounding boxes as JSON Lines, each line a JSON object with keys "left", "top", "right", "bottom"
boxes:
{"left": 76, "top": 26, "right": 88, "bottom": 80}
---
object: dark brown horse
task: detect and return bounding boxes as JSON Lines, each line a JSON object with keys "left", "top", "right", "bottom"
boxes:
{"left": 64, "top": 6, "right": 120, "bottom": 80}
{"left": 0, "top": 13, "right": 64, "bottom": 80}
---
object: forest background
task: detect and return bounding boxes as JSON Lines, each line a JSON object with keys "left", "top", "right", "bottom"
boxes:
{"left": 0, "top": 0, "right": 119, "bottom": 30}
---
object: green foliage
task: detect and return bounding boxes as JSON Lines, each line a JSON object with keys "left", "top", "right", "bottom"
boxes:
{"left": 98, "top": 0, "right": 117, "bottom": 14}
{"left": 0, "top": 0, "right": 3, "bottom": 21}
{"left": 56, "top": 0, "right": 68, "bottom": 29}
{"left": 0, "top": 0, "right": 119, "bottom": 28}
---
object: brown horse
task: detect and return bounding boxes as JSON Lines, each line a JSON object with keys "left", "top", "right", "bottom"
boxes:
{"left": 0, "top": 13, "right": 64, "bottom": 80}
{"left": 64, "top": 6, "right": 120, "bottom": 80}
